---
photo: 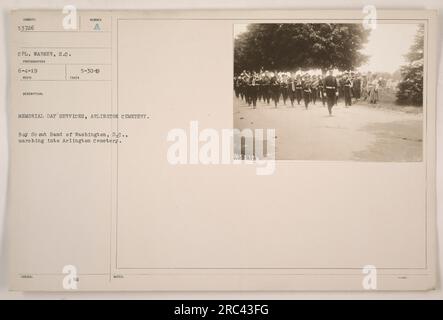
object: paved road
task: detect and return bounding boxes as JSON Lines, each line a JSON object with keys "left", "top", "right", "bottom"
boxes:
{"left": 234, "top": 97, "right": 423, "bottom": 161}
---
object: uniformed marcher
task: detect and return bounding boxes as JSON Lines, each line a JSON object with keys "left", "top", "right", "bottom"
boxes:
{"left": 318, "top": 74, "right": 326, "bottom": 106}
{"left": 337, "top": 74, "right": 345, "bottom": 104}
{"left": 280, "top": 73, "right": 289, "bottom": 105}
{"left": 270, "top": 72, "right": 280, "bottom": 107}
{"left": 311, "top": 75, "right": 319, "bottom": 105}
{"left": 249, "top": 72, "right": 259, "bottom": 108}
{"left": 288, "top": 73, "right": 297, "bottom": 107}
{"left": 262, "top": 72, "right": 271, "bottom": 105}
{"left": 234, "top": 76, "right": 240, "bottom": 99}
{"left": 323, "top": 70, "right": 338, "bottom": 116}
{"left": 302, "top": 74, "right": 312, "bottom": 109}
{"left": 295, "top": 74, "right": 303, "bottom": 105}
{"left": 244, "top": 73, "right": 251, "bottom": 106}
{"left": 343, "top": 72, "right": 353, "bottom": 107}
{"left": 237, "top": 71, "right": 246, "bottom": 101}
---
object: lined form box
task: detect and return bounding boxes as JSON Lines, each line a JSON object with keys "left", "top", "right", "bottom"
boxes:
{"left": 17, "top": 64, "right": 65, "bottom": 81}
{"left": 66, "top": 64, "right": 111, "bottom": 81}
{"left": 17, "top": 47, "right": 111, "bottom": 64}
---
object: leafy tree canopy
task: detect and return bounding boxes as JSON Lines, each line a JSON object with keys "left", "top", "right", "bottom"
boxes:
{"left": 396, "top": 24, "right": 424, "bottom": 106}
{"left": 234, "top": 23, "right": 370, "bottom": 74}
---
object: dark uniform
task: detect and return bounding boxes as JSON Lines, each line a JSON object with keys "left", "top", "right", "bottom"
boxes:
{"left": 311, "top": 76, "right": 319, "bottom": 105}
{"left": 234, "top": 76, "right": 240, "bottom": 98}
{"left": 248, "top": 75, "right": 257, "bottom": 108}
{"left": 288, "top": 77, "right": 297, "bottom": 107}
{"left": 255, "top": 75, "right": 263, "bottom": 103}
{"left": 245, "top": 75, "right": 252, "bottom": 106}
{"left": 270, "top": 75, "right": 280, "bottom": 107}
{"left": 280, "top": 76, "right": 289, "bottom": 105}
{"left": 262, "top": 75, "right": 271, "bottom": 105}
{"left": 317, "top": 76, "right": 325, "bottom": 106}
{"left": 295, "top": 77, "right": 303, "bottom": 105}
{"left": 338, "top": 76, "right": 345, "bottom": 103}
{"left": 302, "top": 76, "right": 312, "bottom": 109}
{"left": 343, "top": 76, "right": 353, "bottom": 107}
{"left": 324, "top": 73, "right": 338, "bottom": 115}
{"left": 239, "top": 74, "right": 248, "bottom": 101}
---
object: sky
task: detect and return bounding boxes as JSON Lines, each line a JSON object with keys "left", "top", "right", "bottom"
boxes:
{"left": 358, "top": 23, "right": 420, "bottom": 73}
{"left": 234, "top": 23, "right": 421, "bottom": 74}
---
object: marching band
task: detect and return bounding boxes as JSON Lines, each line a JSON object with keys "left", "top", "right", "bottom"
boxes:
{"left": 234, "top": 69, "right": 388, "bottom": 116}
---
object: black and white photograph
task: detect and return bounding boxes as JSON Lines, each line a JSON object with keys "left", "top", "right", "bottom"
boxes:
{"left": 234, "top": 22, "right": 425, "bottom": 161}
{"left": 1, "top": 5, "right": 441, "bottom": 301}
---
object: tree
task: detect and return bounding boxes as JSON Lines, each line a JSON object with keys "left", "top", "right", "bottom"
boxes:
{"left": 396, "top": 25, "right": 424, "bottom": 106}
{"left": 234, "top": 23, "right": 370, "bottom": 74}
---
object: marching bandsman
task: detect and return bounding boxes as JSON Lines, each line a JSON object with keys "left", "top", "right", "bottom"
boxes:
{"left": 270, "top": 72, "right": 280, "bottom": 107}
{"left": 323, "top": 70, "right": 338, "bottom": 116}
{"left": 244, "top": 72, "right": 252, "bottom": 106}
{"left": 295, "top": 74, "right": 303, "bottom": 105}
{"left": 237, "top": 71, "right": 246, "bottom": 101}
{"left": 302, "top": 73, "right": 312, "bottom": 109}
{"left": 257, "top": 72, "right": 266, "bottom": 103}
{"left": 249, "top": 72, "right": 260, "bottom": 108}
{"left": 343, "top": 72, "right": 353, "bottom": 107}
{"left": 262, "top": 71, "right": 271, "bottom": 105}
{"left": 311, "top": 75, "right": 319, "bottom": 105}
{"left": 280, "top": 72, "right": 290, "bottom": 105}
{"left": 288, "top": 72, "right": 297, "bottom": 107}
{"left": 318, "top": 74, "right": 325, "bottom": 106}
{"left": 234, "top": 76, "right": 240, "bottom": 99}
{"left": 245, "top": 73, "right": 251, "bottom": 106}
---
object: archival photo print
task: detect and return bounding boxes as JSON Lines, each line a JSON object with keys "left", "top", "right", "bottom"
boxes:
{"left": 233, "top": 22, "right": 425, "bottom": 161}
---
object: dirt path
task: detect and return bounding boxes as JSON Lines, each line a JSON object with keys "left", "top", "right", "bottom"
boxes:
{"left": 233, "top": 97, "right": 423, "bottom": 161}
